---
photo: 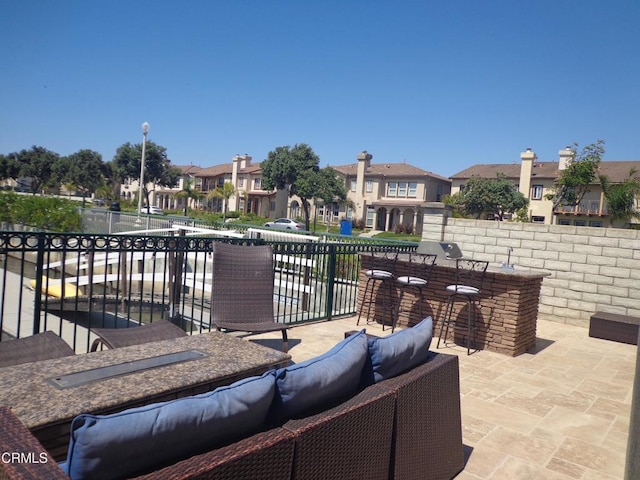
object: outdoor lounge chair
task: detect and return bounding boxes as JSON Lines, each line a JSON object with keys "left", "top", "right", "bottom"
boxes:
{"left": 90, "top": 319, "right": 187, "bottom": 352}
{"left": 0, "top": 331, "right": 75, "bottom": 367}
{"left": 210, "top": 242, "right": 289, "bottom": 353}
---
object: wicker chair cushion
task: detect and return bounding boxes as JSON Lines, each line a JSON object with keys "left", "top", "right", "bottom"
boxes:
{"left": 63, "top": 371, "right": 276, "bottom": 480}
{"left": 366, "top": 316, "right": 433, "bottom": 383}
{"left": 271, "top": 330, "right": 368, "bottom": 422}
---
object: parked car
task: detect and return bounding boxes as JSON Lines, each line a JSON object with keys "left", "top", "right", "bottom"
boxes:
{"left": 108, "top": 202, "right": 121, "bottom": 212}
{"left": 263, "top": 218, "right": 304, "bottom": 230}
{"left": 139, "top": 205, "right": 164, "bottom": 215}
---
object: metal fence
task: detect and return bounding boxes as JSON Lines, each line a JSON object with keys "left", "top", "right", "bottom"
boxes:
{"left": 0, "top": 229, "right": 416, "bottom": 352}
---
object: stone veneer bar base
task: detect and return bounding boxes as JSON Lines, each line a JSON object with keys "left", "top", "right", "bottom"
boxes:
{"left": 358, "top": 254, "right": 546, "bottom": 356}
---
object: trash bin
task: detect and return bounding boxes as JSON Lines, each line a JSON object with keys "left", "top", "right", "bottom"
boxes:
{"left": 340, "top": 219, "right": 353, "bottom": 236}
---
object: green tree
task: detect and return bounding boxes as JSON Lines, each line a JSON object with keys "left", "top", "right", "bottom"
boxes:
{"left": 261, "top": 144, "right": 320, "bottom": 230}
{"left": 545, "top": 140, "right": 605, "bottom": 210}
{"left": 209, "top": 182, "right": 235, "bottom": 220}
{"left": 173, "top": 179, "right": 205, "bottom": 216}
{"left": 110, "top": 141, "right": 180, "bottom": 207}
{"left": 446, "top": 174, "right": 529, "bottom": 220}
{"left": 15, "top": 146, "right": 59, "bottom": 194}
{"left": 599, "top": 168, "right": 640, "bottom": 227}
{"left": 66, "top": 150, "right": 105, "bottom": 206}
{"left": 49, "top": 155, "right": 76, "bottom": 196}
{"left": 0, "top": 153, "right": 20, "bottom": 183}
{"left": 261, "top": 144, "right": 347, "bottom": 230}
{"left": 313, "top": 167, "right": 349, "bottom": 231}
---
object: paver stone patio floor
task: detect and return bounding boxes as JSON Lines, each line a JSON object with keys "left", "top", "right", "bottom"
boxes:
{"left": 250, "top": 316, "right": 635, "bottom": 480}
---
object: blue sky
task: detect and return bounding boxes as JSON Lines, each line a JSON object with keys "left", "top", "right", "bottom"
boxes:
{"left": 1, "top": 1, "right": 638, "bottom": 178}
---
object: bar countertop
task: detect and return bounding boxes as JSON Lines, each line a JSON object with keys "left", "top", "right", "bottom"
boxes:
{"left": 394, "top": 253, "right": 551, "bottom": 278}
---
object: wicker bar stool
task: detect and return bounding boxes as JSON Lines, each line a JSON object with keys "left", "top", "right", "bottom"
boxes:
{"left": 437, "top": 259, "right": 489, "bottom": 355}
{"left": 357, "top": 251, "right": 398, "bottom": 330}
{"left": 394, "top": 253, "right": 437, "bottom": 332}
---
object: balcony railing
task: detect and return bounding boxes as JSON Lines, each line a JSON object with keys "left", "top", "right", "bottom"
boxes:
{"left": 0, "top": 229, "right": 416, "bottom": 352}
{"left": 554, "top": 201, "right": 608, "bottom": 215}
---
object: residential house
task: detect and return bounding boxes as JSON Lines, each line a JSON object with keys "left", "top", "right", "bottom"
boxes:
{"left": 449, "top": 147, "right": 640, "bottom": 227}
{"left": 119, "top": 164, "right": 203, "bottom": 212}
{"left": 194, "top": 155, "right": 287, "bottom": 218}
{"left": 154, "top": 164, "right": 203, "bottom": 212}
{"left": 325, "top": 151, "right": 451, "bottom": 234}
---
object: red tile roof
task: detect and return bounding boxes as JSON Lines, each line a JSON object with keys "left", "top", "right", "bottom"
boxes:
{"left": 196, "top": 164, "right": 233, "bottom": 177}
{"left": 451, "top": 161, "right": 640, "bottom": 183}
{"left": 332, "top": 162, "right": 450, "bottom": 182}
{"left": 174, "top": 165, "right": 203, "bottom": 175}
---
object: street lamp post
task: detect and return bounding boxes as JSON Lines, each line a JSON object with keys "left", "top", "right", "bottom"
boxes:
{"left": 137, "top": 122, "right": 150, "bottom": 219}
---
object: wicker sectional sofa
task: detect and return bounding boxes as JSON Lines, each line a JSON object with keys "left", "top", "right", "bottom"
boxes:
{"left": 0, "top": 319, "right": 464, "bottom": 480}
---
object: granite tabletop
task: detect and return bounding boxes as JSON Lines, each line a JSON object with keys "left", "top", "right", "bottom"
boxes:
{"left": 0, "top": 331, "right": 290, "bottom": 430}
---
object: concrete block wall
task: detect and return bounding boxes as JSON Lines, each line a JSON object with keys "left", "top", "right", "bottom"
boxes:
{"left": 424, "top": 218, "right": 640, "bottom": 328}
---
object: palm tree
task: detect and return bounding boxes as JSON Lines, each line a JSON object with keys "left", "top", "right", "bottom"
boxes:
{"left": 208, "top": 182, "right": 236, "bottom": 221}
{"left": 173, "top": 179, "right": 204, "bottom": 216}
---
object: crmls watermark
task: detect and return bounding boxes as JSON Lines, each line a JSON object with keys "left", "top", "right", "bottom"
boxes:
{"left": 1, "top": 452, "right": 48, "bottom": 464}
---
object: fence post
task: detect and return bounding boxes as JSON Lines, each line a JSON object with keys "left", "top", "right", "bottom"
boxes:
{"left": 32, "top": 233, "right": 46, "bottom": 335}
{"left": 169, "top": 230, "right": 186, "bottom": 321}
{"left": 324, "top": 244, "right": 337, "bottom": 321}
{"left": 301, "top": 242, "right": 312, "bottom": 312}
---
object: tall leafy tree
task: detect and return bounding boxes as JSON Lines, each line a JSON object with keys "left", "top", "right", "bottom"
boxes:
{"left": 261, "top": 144, "right": 320, "bottom": 230}
{"left": 16, "top": 146, "right": 59, "bottom": 194}
{"left": 66, "top": 150, "right": 105, "bottom": 207}
{"left": 50, "top": 155, "right": 74, "bottom": 194}
{"left": 599, "top": 168, "right": 640, "bottom": 227}
{"left": 261, "top": 143, "right": 346, "bottom": 230}
{"left": 312, "top": 167, "right": 349, "bottom": 230}
{"left": 545, "top": 140, "right": 605, "bottom": 210}
{"left": 110, "top": 141, "right": 180, "bottom": 206}
{"left": 445, "top": 174, "right": 529, "bottom": 220}
{"left": 0, "top": 153, "right": 20, "bottom": 183}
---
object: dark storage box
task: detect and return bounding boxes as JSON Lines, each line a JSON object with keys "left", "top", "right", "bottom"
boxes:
{"left": 589, "top": 312, "right": 640, "bottom": 345}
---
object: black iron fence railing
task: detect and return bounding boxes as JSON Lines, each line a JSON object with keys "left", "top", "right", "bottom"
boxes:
{"left": 0, "top": 230, "right": 416, "bottom": 352}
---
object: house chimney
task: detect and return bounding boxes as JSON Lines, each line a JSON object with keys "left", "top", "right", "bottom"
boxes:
{"left": 519, "top": 148, "right": 536, "bottom": 199}
{"left": 558, "top": 146, "right": 574, "bottom": 170}
{"left": 357, "top": 150, "right": 372, "bottom": 169}
{"left": 230, "top": 154, "right": 246, "bottom": 212}
{"left": 355, "top": 150, "right": 372, "bottom": 210}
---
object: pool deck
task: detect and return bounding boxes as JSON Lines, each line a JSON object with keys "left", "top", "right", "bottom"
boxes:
{"left": 249, "top": 315, "right": 635, "bottom": 480}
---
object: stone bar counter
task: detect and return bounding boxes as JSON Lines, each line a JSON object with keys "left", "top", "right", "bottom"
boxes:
{"left": 358, "top": 253, "right": 549, "bottom": 356}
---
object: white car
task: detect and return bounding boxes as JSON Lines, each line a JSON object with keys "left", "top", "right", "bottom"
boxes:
{"left": 263, "top": 218, "right": 304, "bottom": 230}
{"left": 139, "top": 206, "right": 164, "bottom": 215}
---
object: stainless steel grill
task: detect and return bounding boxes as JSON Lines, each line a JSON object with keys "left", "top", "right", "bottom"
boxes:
{"left": 415, "top": 241, "right": 463, "bottom": 263}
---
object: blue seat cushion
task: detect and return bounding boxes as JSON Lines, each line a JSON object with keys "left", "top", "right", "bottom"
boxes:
{"left": 63, "top": 371, "right": 276, "bottom": 480}
{"left": 270, "top": 330, "right": 368, "bottom": 422}
{"left": 367, "top": 316, "right": 433, "bottom": 383}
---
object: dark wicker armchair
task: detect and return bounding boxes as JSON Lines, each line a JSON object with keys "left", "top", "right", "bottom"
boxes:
{"left": 90, "top": 320, "right": 187, "bottom": 352}
{"left": 0, "top": 331, "right": 75, "bottom": 367}
{"left": 210, "top": 242, "right": 289, "bottom": 353}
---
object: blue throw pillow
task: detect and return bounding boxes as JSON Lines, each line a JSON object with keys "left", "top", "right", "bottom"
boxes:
{"left": 64, "top": 371, "right": 276, "bottom": 480}
{"left": 368, "top": 316, "right": 433, "bottom": 382}
{"left": 271, "top": 330, "right": 368, "bottom": 422}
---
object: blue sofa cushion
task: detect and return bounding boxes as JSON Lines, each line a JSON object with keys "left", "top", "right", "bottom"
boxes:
{"left": 63, "top": 371, "right": 276, "bottom": 480}
{"left": 368, "top": 316, "right": 433, "bottom": 383}
{"left": 271, "top": 329, "right": 368, "bottom": 422}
